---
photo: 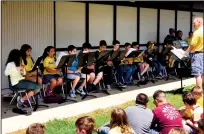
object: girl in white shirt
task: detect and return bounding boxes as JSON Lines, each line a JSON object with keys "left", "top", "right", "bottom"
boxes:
{"left": 5, "top": 49, "right": 40, "bottom": 109}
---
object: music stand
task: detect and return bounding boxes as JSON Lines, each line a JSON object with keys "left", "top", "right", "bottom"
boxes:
{"left": 32, "top": 56, "right": 49, "bottom": 111}
{"left": 91, "top": 50, "right": 112, "bottom": 95}
{"left": 57, "top": 54, "right": 78, "bottom": 102}
{"left": 170, "top": 49, "right": 190, "bottom": 94}
{"left": 78, "top": 52, "right": 97, "bottom": 100}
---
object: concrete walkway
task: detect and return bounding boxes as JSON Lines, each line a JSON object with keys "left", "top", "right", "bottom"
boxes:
{"left": 2, "top": 78, "right": 195, "bottom": 134}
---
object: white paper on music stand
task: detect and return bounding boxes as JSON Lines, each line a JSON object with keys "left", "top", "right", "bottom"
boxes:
{"left": 83, "top": 50, "right": 89, "bottom": 53}
{"left": 125, "top": 48, "right": 136, "bottom": 57}
{"left": 171, "top": 46, "right": 187, "bottom": 59}
{"left": 55, "top": 52, "right": 68, "bottom": 66}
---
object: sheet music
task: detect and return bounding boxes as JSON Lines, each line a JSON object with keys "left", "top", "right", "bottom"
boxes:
{"left": 83, "top": 50, "right": 89, "bottom": 53}
{"left": 55, "top": 52, "right": 68, "bottom": 66}
{"left": 125, "top": 48, "right": 136, "bottom": 57}
{"left": 179, "top": 40, "right": 188, "bottom": 47}
{"left": 171, "top": 46, "right": 187, "bottom": 59}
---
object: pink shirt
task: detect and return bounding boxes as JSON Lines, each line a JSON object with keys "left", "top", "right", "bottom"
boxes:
{"left": 152, "top": 103, "right": 183, "bottom": 134}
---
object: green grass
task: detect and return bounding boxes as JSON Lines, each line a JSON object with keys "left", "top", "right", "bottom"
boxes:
{"left": 10, "top": 85, "right": 195, "bottom": 134}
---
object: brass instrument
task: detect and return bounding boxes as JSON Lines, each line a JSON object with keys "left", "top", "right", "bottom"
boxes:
{"left": 164, "top": 43, "right": 175, "bottom": 68}
{"left": 121, "top": 57, "right": 134, "bottom": 65}
{"left": 133, "top": 51, "right": 145, "bottom": 63}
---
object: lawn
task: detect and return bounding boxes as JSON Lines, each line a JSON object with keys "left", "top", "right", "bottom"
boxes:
{"left": 10, "top": 85, "right": 194, "bottom": 134}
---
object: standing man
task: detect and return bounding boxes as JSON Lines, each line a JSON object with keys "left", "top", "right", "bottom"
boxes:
{"left": 185, "top": 17, "right": 203, "bottom": 91}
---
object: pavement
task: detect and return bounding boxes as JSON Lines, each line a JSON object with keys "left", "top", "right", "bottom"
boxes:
{"left": 2, "top": 77, "right": 195, "bottom": 134}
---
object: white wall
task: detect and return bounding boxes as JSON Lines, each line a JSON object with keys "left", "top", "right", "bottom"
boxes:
{"left": 140, "top": 8, "right": 157, "bottom": 44}
{"left": 192, "top": 12, "right": 204, "bottom": 31}
{"left": 1, "top": 2, "right": 54, "bottom": 90}
{"left": 116, "top": 6, "right": 137, "bottom": 45}
{"left": 177, "top": 11, "right": 190, "bottom": 39}
{"left": 56, "top": 2, "right": 85, "bottom": 48}
{"left": 89, "top": 4, "right": 113, "bottom": 46}
{"left": 159, "top": 9, "right": 175, "bottom": 43}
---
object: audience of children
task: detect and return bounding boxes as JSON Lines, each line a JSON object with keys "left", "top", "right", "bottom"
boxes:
{"left": 23, "top": 88, "right": 202, "bottom": 134}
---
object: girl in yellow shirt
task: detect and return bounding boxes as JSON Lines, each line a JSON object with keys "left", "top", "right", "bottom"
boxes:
{"left": 42, "top": 46, "right": 63, "bottom": 96}
{"left": 20, "top": 44, "right": 42, "bottom": 86}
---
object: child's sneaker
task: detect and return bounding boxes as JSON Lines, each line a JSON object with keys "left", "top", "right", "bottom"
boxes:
{"left": 76, "top": 88, "right": 86, "bottom": 95}
{"left": 69, "top": 90, "right": 76, "bottom": 98}
{"left": 17, "top": 96, "right": 25, "bottom": 109}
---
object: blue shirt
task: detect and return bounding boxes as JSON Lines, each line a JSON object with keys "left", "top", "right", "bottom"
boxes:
{"left": 68, "top": 56, "right": 78, "bottom": 71}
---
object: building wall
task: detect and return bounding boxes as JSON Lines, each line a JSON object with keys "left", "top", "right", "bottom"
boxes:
{"left": 1, "top": 1, "right": 54, "bottom": 90}
{"left": 56, "top": 2, "right": 85, "bottom": 48}
{"left": 1, "top": 1, "right": 203, "bottom": 90}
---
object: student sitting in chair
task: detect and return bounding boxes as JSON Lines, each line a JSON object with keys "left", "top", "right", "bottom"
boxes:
{"left": 5, "top": 49, "right": 40, "bottom": 109}
{"left": 80, "top": 42, "right": 103, "bottom": 91}
{"left": 95, "top": 40, "right": 113, "bottom": 90}
{"left": 20, "top": 44, "right": 42, "bottom": 86}
{"left": 132, "top": 42, "right": 149, "bottom": 80}
{"left": 144, "top": 41, "right": 163, "bottom": 79}
{"left": 42, "top": 46, "right": 63, "bottom": 97}
{"left": 120, "top": 42, "right": 135, "bottom": 85}
{"left": 66, "top": 45, "right": 86, "bottom": 98}
{"left": 111, "top": 40, "right": 128, "bottom": 88}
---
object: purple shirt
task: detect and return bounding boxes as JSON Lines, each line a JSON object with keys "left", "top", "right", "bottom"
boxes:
{"left": 151, "top": 103, "right": 183, "bottom": 134}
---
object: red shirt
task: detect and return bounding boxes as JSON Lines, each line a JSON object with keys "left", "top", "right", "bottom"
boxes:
{"left": 152, "top": 103, "right": 183, "bottom": 134}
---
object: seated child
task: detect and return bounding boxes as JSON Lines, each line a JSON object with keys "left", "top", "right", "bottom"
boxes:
{"left": 66, "top": 45, "right": 86, "bottom": 98}
{"left": 20, "top": 44, "right": 42, "bottom": 86}
{"left": 119, "top": 43, "right": 134, "bottom": 85}
{"left": 95, "top": 40, "right": 113, "bottom": 90}
{"left": 132, "top": 41, "right": 149, "bottom": 80}
{"left": 80, "top": 42, "right": 103, "bottom": 91}
{"left": 144, "top": 41, "right": 163, "bottom": 79}
{"left": 42, "top": 46, "right": 63, "bottom": 96}
{"left": 180, "top": 86, "right": 203, "bottom": 119}
{"left": 75, "top": 116, "right": 96, "bottom": 134}
{"left": 182, "top": 92, "right": 203, "bottom": 133}
{"left": 26, "top": 123, "right": 45, "bottom": 134}
{"left": 5, "top": 49, "right": 40, "bottom": 109}
{"left": 109, "top": 108, "right": 135, "bottom": 134}
{"left": 192, "top": 86, "right": 203, "bottom": 107}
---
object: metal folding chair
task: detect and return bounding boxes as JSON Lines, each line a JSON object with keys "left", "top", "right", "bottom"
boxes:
{"left": 3, "top": 77, "right": 34, "bottom": 113}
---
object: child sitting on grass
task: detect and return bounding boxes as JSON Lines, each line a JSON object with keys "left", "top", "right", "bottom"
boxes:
{"left": 75, "top": 116, "right": 96, "bottom": 134}
{"left": 179, "top": 86, "right": 203, "bottom": 120}
{"left": 26, "top": 123, "right": 45, "bottom": 134}
{"left": 181, "top": 92, "right": 203, "bottom": 134}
